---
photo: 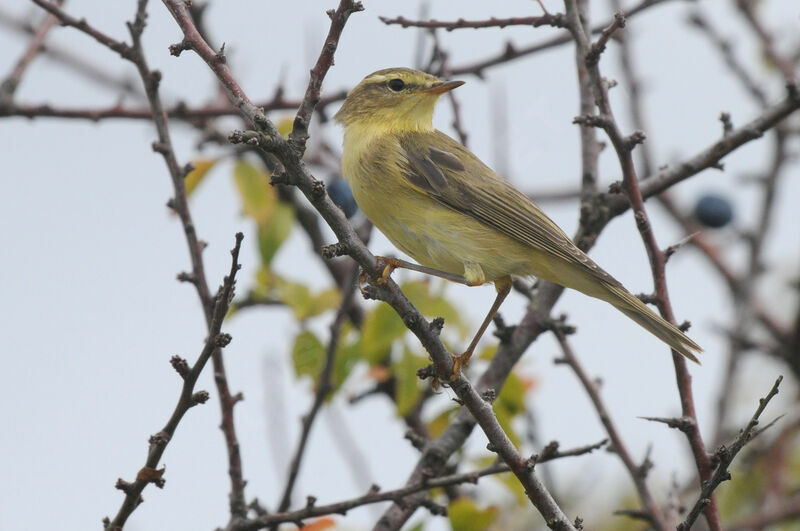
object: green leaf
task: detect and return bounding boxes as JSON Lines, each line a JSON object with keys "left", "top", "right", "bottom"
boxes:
{"left": 278, "top": 279, "right": 312, "bottom": 317}
{"left": 292, "top": 330, "right": 324, "bottom": 379}
{"left": 478, "top": 344, "right": 498, "bottom": 361}
{"left": 257, "top": 201, "right": 294, "bottom": 265}
{"left": 401, "top": 281, "right": 468, "bottom": 337}
{"left": 185, "top": 158, "right": 217, "bottom": 196}
{"left": 393, "top": 347, "right": 427, "bottom": 417}
{"left": 312, "top": 288, "right": 341, "bottom": 316}
{"left": 493, "top": 405, "right": 520, "bottom": 448}
{"left": 360, "top": 303, "right": 407, "bottom": 366}
{"left": 275, "top": 277, "right": 339, "bottom": 321}
{"left": 448, "top": 498, "right": 498, "bottom": 531}
{"left": 331, "top": 324, "right": 361, "bottom": 395}
{"left": 495, "top": 466, "right": 528, "bottom": 505}
{"left": 232, "top": 160, "right": 294, "bottom": 264}
{"left": 233, "top": 160, "right": 274, "bottom": 223}
{"left": 496, "top": 371, "right": 526, "bottom": 417}
{"left": 492, "top": 371, "right": 526, "bottom": 447}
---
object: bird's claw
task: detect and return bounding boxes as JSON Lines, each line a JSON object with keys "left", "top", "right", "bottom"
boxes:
{"left": 374, "top": 256, "right": 399, "bottom": 285}
{"left": 450, "top": 351, "right": 472, "bottom": 380}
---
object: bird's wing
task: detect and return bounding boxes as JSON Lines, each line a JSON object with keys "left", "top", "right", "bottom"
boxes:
{"left": 398, "top": 131, "right": 619, "bottom": 286}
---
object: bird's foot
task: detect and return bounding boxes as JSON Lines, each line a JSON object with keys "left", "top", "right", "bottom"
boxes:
{"left": 374, "top": 256, "right": 401, "bottom": 285}
{"left": 450, "top": 350, "right": 474, "bottom": 380}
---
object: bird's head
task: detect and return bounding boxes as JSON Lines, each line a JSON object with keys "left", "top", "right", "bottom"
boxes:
{"left": 334, "top": 67, "right": 464, "bottom": 132}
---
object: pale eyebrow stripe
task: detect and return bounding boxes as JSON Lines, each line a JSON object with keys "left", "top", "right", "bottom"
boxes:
{"left": 364, "top": 74, "right": 391, "bottom": 83}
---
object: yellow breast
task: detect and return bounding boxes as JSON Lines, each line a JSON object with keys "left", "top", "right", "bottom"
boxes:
{"left": 340, "top": 126, "right": 530, "bottom": 285}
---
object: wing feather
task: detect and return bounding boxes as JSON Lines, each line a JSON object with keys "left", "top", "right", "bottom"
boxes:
{"left": 398, "top": 131, "right": 619, "bottom": 286}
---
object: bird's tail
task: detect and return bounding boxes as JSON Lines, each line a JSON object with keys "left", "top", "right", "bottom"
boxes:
{"left": 598, "top": 282, "right": 702, "bottom": 363}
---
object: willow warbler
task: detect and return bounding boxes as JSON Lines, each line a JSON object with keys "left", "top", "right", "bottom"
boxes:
{"left": 334, "top": 68, "right": 701, "bottom": 368}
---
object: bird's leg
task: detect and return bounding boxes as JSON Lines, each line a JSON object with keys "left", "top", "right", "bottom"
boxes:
{"left": 368, "top": 257, "right": 511, "bottom": 380}
{"left": 373, "top": 256, "right": 471, "bottom": 285}
{"left": 451, "top": 276, "right": 512, "bottom": 379}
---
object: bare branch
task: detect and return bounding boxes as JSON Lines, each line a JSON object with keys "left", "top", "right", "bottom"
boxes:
{"left": 735, "top": 0, "right": 796, "bottom": 83}
{"left": 0, "top": 5, "right": 143, "bottom": 98}
{"left": 629, "top": 85, "right": 799, "bottom": 201}
{"left": 688, "top": 11, "right": 769, "bottom": 106}
{"left": 0, "top": 90, "right": 348, "bottom": 122}
{"left": 678, "top": 376, "right": 784, "bottom": 530}
{"left": 229, "top": 439, "right": 605, "bottom": 530}
{"left": 554, "top": 328, "right": 667, "bottom": 530}
{"left": 0, "top": 1, "right": 62, "bottom": 102}
{"left": 26, "top": 1, "right": 252, "bottom": 524}
{"left": 275, "top": 268, "right": 360, "bottom": 513}
{"left": 288, "top": 0, "right": 364, "bottom": 154}
{"left": 727, "top": 496, "right": 800, "bottom": 531}
{"left": 105, "top": 232, "right": 245, "bottom": 530}
{"left": 447, "top": 0, "right": 676, "bottom": 77}
{"left": 379, "top": 13, "right": 567, "bottom": 31}
{"left": 563, "top": 0, "right": 719, "bottom": 527}
{"left": 30, "top": 0, "right": 136, "bottom": 60}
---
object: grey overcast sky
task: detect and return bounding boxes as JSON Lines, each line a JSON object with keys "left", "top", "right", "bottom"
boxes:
{"left": 1, "top": 1, "right": 798, "bottom": 530}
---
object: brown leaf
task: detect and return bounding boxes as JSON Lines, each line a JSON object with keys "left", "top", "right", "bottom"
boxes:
{"left": 137, "top": 465, "right": 166, "bottom": 488}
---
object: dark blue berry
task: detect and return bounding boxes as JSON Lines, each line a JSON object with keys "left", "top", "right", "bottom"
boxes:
{"left": 328, "top": 178, "right": 359, "bottom": 218}
{"left": 694, "top": 194, "right": 733, "bottom": 228}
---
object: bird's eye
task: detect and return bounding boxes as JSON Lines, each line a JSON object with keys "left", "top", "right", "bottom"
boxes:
{"left": 388, "top": 78, "right": 405, "bottom": 92}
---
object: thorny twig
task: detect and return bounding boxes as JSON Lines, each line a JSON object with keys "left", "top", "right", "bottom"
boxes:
{"left": 563, "top": 1, "right": 719, "bottom": 528}
{"left": 231, "top": 439, "right": 606, "bottom": 530}
{"left": 27, "top": 0, "right": 249, "bottom": 525}
{"left": 105, "top": 233, "right": 244, "bottom": 530}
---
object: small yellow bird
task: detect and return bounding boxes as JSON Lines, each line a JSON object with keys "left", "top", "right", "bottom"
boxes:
{"left": 334, "top": 68, "right": 701, "bottom": 371}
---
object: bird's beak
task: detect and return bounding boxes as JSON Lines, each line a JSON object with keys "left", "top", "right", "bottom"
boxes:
{"left": 419, "top": 80, "right": 465, "bottom": 95}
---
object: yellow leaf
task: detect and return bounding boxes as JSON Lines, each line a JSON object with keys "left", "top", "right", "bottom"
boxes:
{"left": 233, "top": 160, "right": 274, "bottom": 224}
{"left": 448, "top": 497, "right": 498, "bottom": 531}
{"left": 276, "top": 117, "right": 294, "bottom": 138}
{"left": 257, "top": 201, "right": 294, "bottom": 265}
{"left": 185, "top": 158, "right": 217, "bottom": 196}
